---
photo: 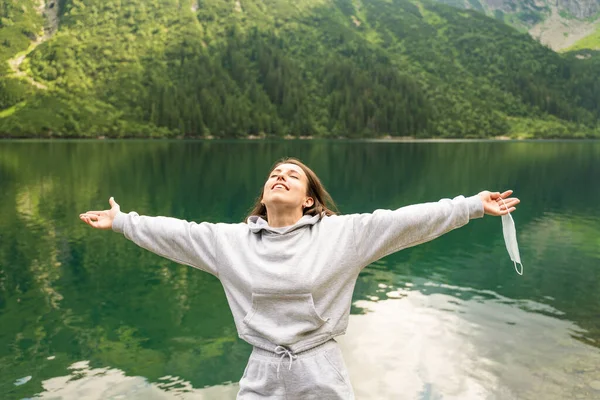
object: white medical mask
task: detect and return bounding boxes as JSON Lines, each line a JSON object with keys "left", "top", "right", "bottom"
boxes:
{"left": 500, "top": 197, "right": 523, "bottom": 275}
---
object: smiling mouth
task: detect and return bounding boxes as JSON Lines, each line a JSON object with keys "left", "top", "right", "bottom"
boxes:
{"left": 272, "top": 183, "right": 289, "bottom": 190}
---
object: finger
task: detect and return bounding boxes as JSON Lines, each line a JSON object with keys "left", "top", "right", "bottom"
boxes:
{"left": 498, "top": 198, "right": 520, "bottom": 208}
{"left": 80, "top": 213, "right": 99, "bottom": 221}
{"left": 109, "top": 197, "right": 119, "bottom": 208}
{"left": 83, "top": 214, "right": 99, "bottom": 222}
{"left": 80, "top": 211, "right": 103, "bottom": 217}
{"left": 86, "top": 216, "right": 100, "bottom": 228}
{"left": 499, "top": 207, "right": 517, "bottom": 215}
{"left": 496, "top": 196, "right": 517, "bottom": 206}
{"left": 493, "top": 190, "right": 512, "bottom": 200}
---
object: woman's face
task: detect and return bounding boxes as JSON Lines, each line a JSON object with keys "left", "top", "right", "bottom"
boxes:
{"left": 262, "top": 163, "right": 314, "bottom": 210}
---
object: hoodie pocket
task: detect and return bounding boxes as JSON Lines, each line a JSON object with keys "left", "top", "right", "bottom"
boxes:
{"left": 242, "top": 293, "right": 330, "bottom": 345}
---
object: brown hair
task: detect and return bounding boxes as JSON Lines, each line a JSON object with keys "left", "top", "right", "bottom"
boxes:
{"left": 244, "top": 157, "right": 338, "bottom": 222}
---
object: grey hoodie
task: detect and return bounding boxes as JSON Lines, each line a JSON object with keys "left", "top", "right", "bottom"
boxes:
{"left": 112, "top": 195, "right": 484, "bottom": 353}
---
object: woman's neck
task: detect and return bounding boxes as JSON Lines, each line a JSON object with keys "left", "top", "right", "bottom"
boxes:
{"left": 266, "top": 208, "right": 304, "bottom": 228}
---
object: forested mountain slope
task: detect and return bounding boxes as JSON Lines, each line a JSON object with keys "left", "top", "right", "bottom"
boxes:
{"left": 0, "top": 0, "right": 599, "bottom": 139}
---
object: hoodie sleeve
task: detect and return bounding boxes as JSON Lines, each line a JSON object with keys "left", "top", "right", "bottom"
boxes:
{"left": 351, "top": 195, "right": 484, "bottom": 267}
{"left": 112, "top": 211, "right": 219, "bottom": 277}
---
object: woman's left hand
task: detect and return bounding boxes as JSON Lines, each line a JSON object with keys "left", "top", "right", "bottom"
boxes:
{"left": 478, "top": 190, "right": 520, "bottom": 216}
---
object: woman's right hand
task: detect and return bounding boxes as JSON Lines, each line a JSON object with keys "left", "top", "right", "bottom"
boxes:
{"left": 79, "top": 197, "right": 120, "bottom": 230}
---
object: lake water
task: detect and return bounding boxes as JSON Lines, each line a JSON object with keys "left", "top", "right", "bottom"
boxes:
{"left": 0, "top": 140, "right": 599, "bottom": 399}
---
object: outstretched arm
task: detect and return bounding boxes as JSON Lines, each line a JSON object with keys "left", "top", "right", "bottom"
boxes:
{"left": 79, "top": 197, "right": 219, "bottom": 277}
{"left": 351, "top": 190, "right": 520, "bottom": 267}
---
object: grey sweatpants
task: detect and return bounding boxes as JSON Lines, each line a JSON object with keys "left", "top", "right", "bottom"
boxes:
{"left": 237, "top": 339, "right": 355, "bottom": 399}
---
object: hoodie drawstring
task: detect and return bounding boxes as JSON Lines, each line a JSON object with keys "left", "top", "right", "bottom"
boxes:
{"left": 274, "top": 346, "right": 297, "bottom": 378}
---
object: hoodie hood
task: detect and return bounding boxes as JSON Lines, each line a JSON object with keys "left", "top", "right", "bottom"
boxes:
{"left": 247, "top": 213, "right": 322, "bottom": 234}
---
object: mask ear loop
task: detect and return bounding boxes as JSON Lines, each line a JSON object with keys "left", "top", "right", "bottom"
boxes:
{"left": 499, "top": 197, "right": 523, "bottom": 276}
{"left": 514, "top": 261, "right": 523, "bottom": 276}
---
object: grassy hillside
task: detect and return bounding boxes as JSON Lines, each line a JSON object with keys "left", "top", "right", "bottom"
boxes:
{"left": 565, "top": 25, "right": 600, "bottom": 51}
{"left": 0, "top": 0, "right": 599, "bottom": 139}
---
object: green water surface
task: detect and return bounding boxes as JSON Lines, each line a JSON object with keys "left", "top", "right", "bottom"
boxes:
{"left": 0, "top": 140, "right": 599, "bottom": 399}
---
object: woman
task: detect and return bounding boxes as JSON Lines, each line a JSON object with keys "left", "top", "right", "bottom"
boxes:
{"left": 79, "top": 157, "right": 520, "bottom": 399}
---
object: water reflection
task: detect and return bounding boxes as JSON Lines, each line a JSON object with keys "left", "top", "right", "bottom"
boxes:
{"left": 339, "top": 284, "right": 600, "bottom": 400}
{"left": 32, "top": 360, "right": 239, "bottom": 399}
{"left": 25, "top": 283, "right": 600, "bottom": 399}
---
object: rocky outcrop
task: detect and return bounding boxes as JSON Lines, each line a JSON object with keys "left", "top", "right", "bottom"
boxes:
{"left": 557, "top": 0, "right": 600, "bottom": 19}
{"left": 42, "top": 0, "right": 60, "bottom": 38}
{"left": 435, "top": 0, "right": 600, "bottom": 50}
{"left": 529, "top": 5, "right": 598, "bottom": 50}
{"left": 480, "top": 0, "right": 600, "bottom": 18}
{"left": 450, "top": 0, "right": 600, "bottom": 24}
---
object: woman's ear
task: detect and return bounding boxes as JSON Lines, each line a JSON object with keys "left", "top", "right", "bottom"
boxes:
{"left": 304, "top": 197, "right": 314, "bottom": 208}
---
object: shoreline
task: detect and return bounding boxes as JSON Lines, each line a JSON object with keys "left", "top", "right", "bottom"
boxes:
{"left": 1, "top": 135, "right": 599, "bottom": 142}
